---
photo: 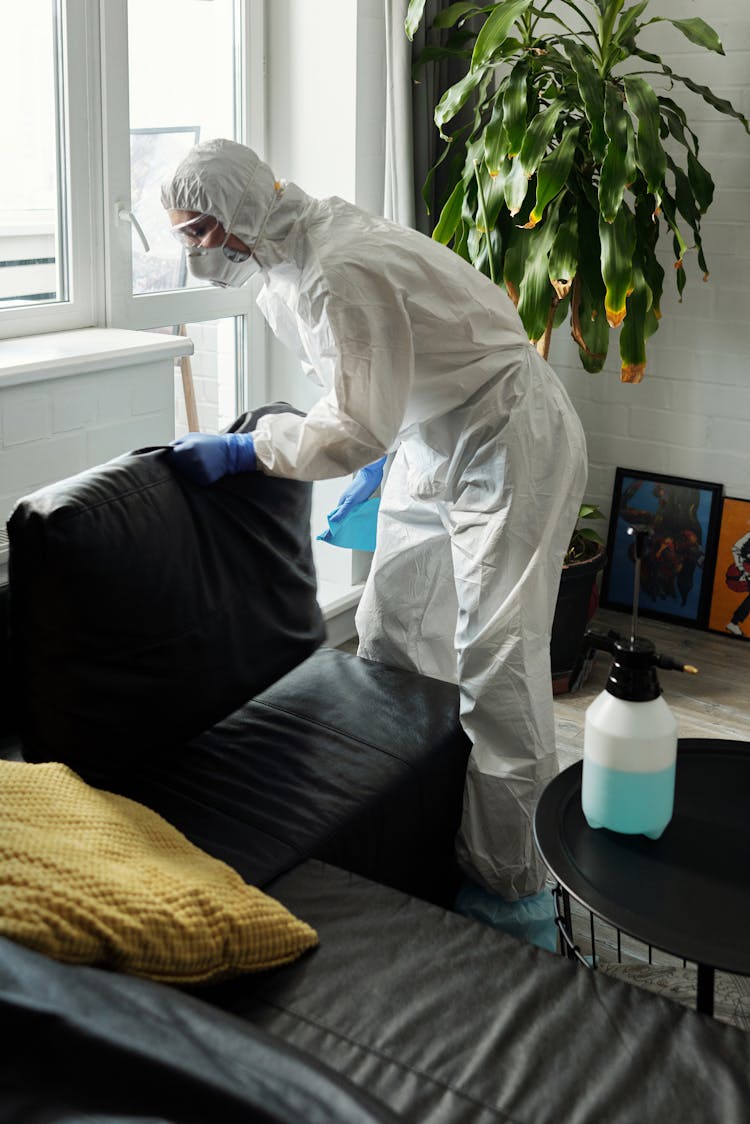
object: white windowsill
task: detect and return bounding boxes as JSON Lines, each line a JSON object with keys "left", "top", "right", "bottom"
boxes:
{"left": 0, "top": 327, "right": 193, "bottom": 388}
{"left": 317, "top": 580, "right": 363, "bottom": 648}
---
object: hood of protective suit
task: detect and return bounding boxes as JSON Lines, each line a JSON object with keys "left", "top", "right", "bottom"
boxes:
{"left": 161, "top": 139, "right": 312, "bottom": 272}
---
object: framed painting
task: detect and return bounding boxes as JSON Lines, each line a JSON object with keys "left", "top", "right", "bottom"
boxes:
{"left": 600, "top": 468, "right": 723, "bottom": 629}
{"left": 707, "top": 497, "right": 750, "bottom": 640}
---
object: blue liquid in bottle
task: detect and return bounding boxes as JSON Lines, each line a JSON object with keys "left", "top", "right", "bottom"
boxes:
{"left": 581, "top": 757, "right": 675, "bottom": 839}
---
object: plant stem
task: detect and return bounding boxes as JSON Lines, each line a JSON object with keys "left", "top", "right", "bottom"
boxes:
{"left": 536, "top": 295, "right": 560, "bottom": 360}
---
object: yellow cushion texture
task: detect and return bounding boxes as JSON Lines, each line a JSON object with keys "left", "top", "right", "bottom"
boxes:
{"left": 0, "top": 760, "right": 317, "bottom": 983}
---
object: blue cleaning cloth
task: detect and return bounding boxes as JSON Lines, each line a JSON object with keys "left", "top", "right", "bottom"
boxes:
{"left": 317, "top": 497, "right": 380, "bottom": 551}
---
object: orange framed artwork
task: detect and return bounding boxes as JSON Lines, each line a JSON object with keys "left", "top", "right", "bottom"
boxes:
{"left": 707, "top": 497, "right": 750, "bottom": 641}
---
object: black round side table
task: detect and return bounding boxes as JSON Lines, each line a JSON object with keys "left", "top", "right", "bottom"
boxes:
{"left": 533, "top": 738, "right": 750, "bottom": 1016}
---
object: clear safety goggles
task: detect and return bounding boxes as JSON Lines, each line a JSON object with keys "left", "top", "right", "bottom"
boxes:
{"left": 170, "top": 213, "right": 251, "bottom": 263}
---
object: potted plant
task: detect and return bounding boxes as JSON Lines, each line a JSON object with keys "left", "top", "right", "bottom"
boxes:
{"left": 553, "top": 502, "right": 606, "bottom": 693}
{"left": 405, "top": 0, "right": 749, "bottom": 381}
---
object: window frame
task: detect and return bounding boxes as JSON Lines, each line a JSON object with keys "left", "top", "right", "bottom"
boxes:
{"left": 0, "top": 0, "right": 267, "bottom": 341}
{"left": 0, "top": 0, "right": 103, "bottom": 340}
{"left": 101, "top": 0, "right": 266, "bottom": 332}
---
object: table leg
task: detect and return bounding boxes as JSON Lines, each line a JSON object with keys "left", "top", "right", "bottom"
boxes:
{"left": 561, "top": 888, "right": 576, "bottom": 960}
{"left": 696, "top": 963, "right": 715, "bottom": 1016}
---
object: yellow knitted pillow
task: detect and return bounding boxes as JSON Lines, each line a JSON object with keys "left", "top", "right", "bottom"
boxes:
{"left": 0, "top": 760, "right": 317, "bottom": 984}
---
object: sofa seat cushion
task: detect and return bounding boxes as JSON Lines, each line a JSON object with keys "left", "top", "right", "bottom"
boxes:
{"left": 0, "top": 936, "right": 396, "bottom": 1124}
{"left": 204, "top": 860, "right": 750, "bottom": 1124}
{"left": 9, "top": 403, "right": 325, "bottom": 767}
{"left": 73, "top": 647, "right": 472, "bottom": 905}
{"left": 0, "top": 759, "right": 317, "bottom": 984}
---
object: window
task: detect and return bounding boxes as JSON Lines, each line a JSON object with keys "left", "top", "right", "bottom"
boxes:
{"left": 0, "top": 0, "right": 98, "bottom": 338}
{"left": 0, "top": 0, "right": 266, "bottom": 431}
{"left": 0, "top": 2, "right": 61, "bottom": 307}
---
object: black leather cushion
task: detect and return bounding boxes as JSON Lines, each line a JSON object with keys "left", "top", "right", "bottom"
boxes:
{"left": 208, "top": 860, "right": 750, "bottom": 1124}
{"left": 71, "top": 646, "right": 472, "bottom": 907}
{"left": 8, "top": 403, "right": 325, "bottom": 766}
{"left": 0, "top": 935, "right": 397, "bottom": 1124}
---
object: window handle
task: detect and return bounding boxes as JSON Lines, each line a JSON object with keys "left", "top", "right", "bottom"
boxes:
{"left": 117, "top": 206, "right": 150, "bottom": 253}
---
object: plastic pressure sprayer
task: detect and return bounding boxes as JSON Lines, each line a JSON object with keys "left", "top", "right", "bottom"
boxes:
{"left": 581, "top": 526, "right": 698, "bottom": 839}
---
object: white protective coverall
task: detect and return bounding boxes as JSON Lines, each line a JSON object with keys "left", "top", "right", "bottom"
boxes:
{"left": 163, "top": 139, "right": 588, "bottom": 899}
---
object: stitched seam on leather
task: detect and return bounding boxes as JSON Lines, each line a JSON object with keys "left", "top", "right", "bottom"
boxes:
{"left": 254, "top": 997, "right": 522, "bottom": 1122}
{"left": 40, "top": 477, "right": 172, "bottom": 524}
{"left": 252, "top": 700, "right": 420, "bottom": 769}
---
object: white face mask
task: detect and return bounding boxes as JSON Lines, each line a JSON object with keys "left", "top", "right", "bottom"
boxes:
{"left": 186, "top": 246, "right": 262, "bottom": 289}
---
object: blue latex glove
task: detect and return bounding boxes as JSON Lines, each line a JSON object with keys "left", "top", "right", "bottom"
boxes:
{"left": 326, "top": 457, "right": 386, "bottom": 525}
{"left": 169, "top": 432, "right": 257, "bottom": 486}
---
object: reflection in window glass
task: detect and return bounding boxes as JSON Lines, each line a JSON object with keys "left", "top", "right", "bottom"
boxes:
{"left": 0, "top": 1, "right": 64, "bottom": 307}
{"left": 128, "top": 0, "right": 238, "bottom": 296}
{"left": 150, "top": 317, "right": 243, "bottom": 437}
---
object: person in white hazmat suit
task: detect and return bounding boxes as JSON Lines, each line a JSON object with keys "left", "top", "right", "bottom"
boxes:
{"left": 162, "top": 138, "right": 588, "bottom": 901}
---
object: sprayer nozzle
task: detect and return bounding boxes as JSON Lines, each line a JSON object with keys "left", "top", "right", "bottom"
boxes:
{"left": 655, "top": 653, "right": 699, "bottom": 675}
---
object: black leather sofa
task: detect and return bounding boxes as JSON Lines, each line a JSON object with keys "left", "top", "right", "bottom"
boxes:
{"left": 2, "top": 406, "right": 749, "bottom": 1123}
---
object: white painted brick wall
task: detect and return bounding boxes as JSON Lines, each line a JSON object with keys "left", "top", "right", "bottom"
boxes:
{"left": 552, "top": 0, "right": 750, "bottom": 526}
{"left": 0, "top": 361, "right": 175, "bottom": 526}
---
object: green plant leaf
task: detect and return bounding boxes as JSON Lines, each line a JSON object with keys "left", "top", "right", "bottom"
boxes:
{"left": 405, "top": 0, "right": 427, "bottom": 40}
{"left": 659, "top": 98, "right": 698, "bottom": 155}
{"left": 502, "top": 224, "right": 527, "bottom": 297}
{"left": 572, "top": 274, "right": 610, "bottom": 372}
{"left": 432, "top": 179, "right": 466, "bottom": 244}
{"left": 619, "top": 263, "right": 653, "bottom": 381}
{"left": 516, "top": 215, "right": 560, "bottom": 342}
{"left": 422, "top": 128, "right": 469, "bottom": 215}
{"left": 687, "top": 150, "right": 714, "bottom": 214}
{"left": 634, "top": 193, "right": 664, "bottom": 317}
{"left": 503, "top": 59, "right": 530, "bottom": 156}
{"left": 669, "top": 157, "right": 701, "bottom": 230}
{"left": 659, "top": 191, "right": 688, "bottom": 260}
{"left": 480, "top": 158, "right": 512, "bottom": 229}
{"left": 564, "top": 41, "right": 607, "bottom": 162}
{"left": 600, "top": 0, "right": 626, "bottom": 45}
{"left": 435, "top": 67, "right": 486, "bottom": 134}
{"left": 599, "top": 83, "right": 630, "bottom": 222}
{"left": 504, "top": 154, "right": 530, "bottom": 216}
{"left": 526, "top": 124, "right": 579, "bottom": 227}
{"left": 474, "top": 161, "right": 499, "bottom": 281}
{"left": 433, "top": 2, "right": 488, "bottom": 30}
{"left": 665, "top": 170, "right": 710, "bottom": 285}
{"left": 634, "top": 50, "right": 750, "bottom": 135}
{"left": 577, "top": 195, "right": 605, "bottom": 301}
{"left": 518, "top": 99, "right": 565, "bottom": 178}
{"left": 654, "top": 16, "right": 724, "bottom": 55}
{"left": 623, "top": 75, "right": 666, "bottom": 200}
{"left": 548, "top": 208, "right": 578, "bottom": 298}
{"left": 471, "top": 0, "right": 533, "bottom": 70}
{"left": 484, "top": 96, "right": 508, "bottom": 174}
{"left": 614, "top": 0, "right": 650, "bottom": 45}
{"left": 599, "top": 202, "right": 635, "bottom": 326}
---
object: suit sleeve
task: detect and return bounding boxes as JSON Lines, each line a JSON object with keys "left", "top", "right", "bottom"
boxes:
{"left": 251, "top": 269, "right": 414, "bottom": 480}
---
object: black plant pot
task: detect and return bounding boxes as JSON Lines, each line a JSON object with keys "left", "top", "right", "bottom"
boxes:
{"left": 551, "top": 546, "right": 607, "bottom": 695}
